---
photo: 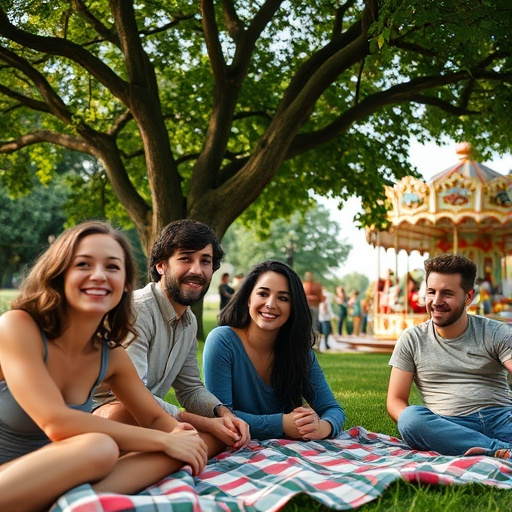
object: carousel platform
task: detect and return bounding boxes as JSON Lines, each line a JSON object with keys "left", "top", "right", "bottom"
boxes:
{"left": 319, "top": 311, "right": 511, "bottom": 355}
{"left": 320, "top": 334, "right": 396, "bottom": 354}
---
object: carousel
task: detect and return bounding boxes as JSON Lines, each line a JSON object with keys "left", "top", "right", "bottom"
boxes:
{"left": 366, "top": 142, "right": 512, "bottom": 339}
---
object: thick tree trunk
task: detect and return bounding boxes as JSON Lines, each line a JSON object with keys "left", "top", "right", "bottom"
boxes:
{"left": 191, "top": 300, "right": 206, "bottom": 342}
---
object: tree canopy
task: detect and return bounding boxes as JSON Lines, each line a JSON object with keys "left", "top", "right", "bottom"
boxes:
{"left": 1, "top": 1, "right": 511, "bottom": 252}
{"left": 339, "top": 272, "right": 370, "bottom": 298}
{"left": 0, "top": 176, "right": 67, "bottom": 287}
{"left": 222, "top": 204, "right": 351, "bottom": 280}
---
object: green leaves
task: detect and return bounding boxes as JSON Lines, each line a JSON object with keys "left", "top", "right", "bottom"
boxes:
{"left": 0, "top": 0, "right": 510, "bottom": 252}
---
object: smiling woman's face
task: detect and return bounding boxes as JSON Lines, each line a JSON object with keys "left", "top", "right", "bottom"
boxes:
{"left": 64, "top": 234, "right": 126, "bottom": 318}
{"left": 248, "top": 271, "right": 291, "bottom": 332}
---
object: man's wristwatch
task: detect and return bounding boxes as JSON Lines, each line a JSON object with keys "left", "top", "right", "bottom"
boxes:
{"left": 213, "top": 403, "right": 234, "bottom": 417}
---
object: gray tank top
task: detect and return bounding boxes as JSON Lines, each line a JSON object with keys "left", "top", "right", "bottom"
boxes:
{"left": 0, "top": 329, "right": 109, "bottom": 463}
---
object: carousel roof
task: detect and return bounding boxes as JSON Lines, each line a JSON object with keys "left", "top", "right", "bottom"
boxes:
{"left": 366, "top": 143, "right": 512, "bottom": 256}
{"left": 430, "top": 142, "right": 504, "bottom": 184}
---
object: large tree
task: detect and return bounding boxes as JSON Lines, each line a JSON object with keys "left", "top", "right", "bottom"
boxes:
{"left": 0, "top": 1, "right": 511, "bottom": 252}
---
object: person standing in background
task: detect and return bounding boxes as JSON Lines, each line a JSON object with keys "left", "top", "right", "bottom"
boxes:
{"left": 334, "top": 284, "right": 348, "bottom": 335}
{"left": 319, "top": 292, "right": 335, "bottom": 350}
{"left": 348, "top": 290, "right": 362, "bottom": 336}
{"left": 407, "top": 273, "right": 426, "bottom": 314}
{"left": 360, "top": 291, "right": 372, "bottom": 335}
{"left": 232, "top": 273, "right": 245, "bottom": 292}
{"left": 302, "top": 271, "right": 323, "bottom": 350}
{"left": 219, "top": 272, "right": 235, "bottom": 310}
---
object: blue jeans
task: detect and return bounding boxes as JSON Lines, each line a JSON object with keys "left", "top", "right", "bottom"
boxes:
{"left": 337, "top": 305, "right": 347, "bottom": 335}
{"left": 398, "top": 405, "right": 512, "bottom": 456}
{"left": 320, "top": 320, "right": 332, "bottom": 348}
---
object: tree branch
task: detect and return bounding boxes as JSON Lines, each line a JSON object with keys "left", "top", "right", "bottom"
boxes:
{"left": 233, "top": 110, "right": 272, "bottom": 121}
{"left": 477, "top": 50, "right": 507, "bottom": 69}
{"left": 409, "top": 94, "right": 478, "bottom": 115}
{"left": 222, "top": 0, "right": 244, "bottom": 42}
{"left": 288, "top": 69, "right": 512, "bottom": 155}
{"left": 0, "top": 8, "right": 129, "bottom": 102}
{"left": 72, "top": 0, "right": 120, "bottom": 46}
{"left": 458, "top": 79, "right": 475, "bottom": 111}
{"left": 355, "top": 58, "right": 365, "bottom": 105}
{"left": 109, "top": 0, "right": 152, "bottom": 87}
{"left": 202, "top": 0, "right": 228, "bottom": 81}
{"left": 189, "top": 0, "right": 281, "bottom": 200}
{"left": 277, "top": 12, "right": 365, "bottom": 113}
{"left": 332, "top": 0, "right": 358, "bottom": 38}
{"left": 214, "top": 1, "right": 374, "bottom": 188}
{"left": 0, "top": 47, "right": 74, "bottom": 124}
{"left": 0, "top": 83, "right": 51, "bottom": 113}
{"left": 0, "top": 130, "right": 94, "bottom": 155}
{"left": 108, "top": 110, "right": 133, "bottom": 137}
{"left": 140, "top": 14, "right": 197, "bottom": 37}
{"left": 232, "top": 0, "right": 283, "bottom": 73}
{"left": 391, "top": 39, "right": 437, "bottom": 58}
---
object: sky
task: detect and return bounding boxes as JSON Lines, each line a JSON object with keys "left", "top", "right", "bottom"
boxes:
{"left": 323, "top": 139, "right": 512, "bottom": 281}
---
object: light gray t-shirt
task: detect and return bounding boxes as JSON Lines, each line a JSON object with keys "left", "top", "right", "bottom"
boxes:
{"left": 389, "top": 315, "right": 512, "bottom": 416}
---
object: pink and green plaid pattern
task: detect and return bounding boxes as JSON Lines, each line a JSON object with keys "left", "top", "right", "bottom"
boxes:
{"left": 51, "top": 426, "right": 512, "bottom": 512}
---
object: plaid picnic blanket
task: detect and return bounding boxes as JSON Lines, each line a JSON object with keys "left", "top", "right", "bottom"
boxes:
{"left": 50, "top": 426, "right": 512, "bottom": 512}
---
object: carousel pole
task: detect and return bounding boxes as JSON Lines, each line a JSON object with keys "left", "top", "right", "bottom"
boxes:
{"left": 502, "top": 240, "right": 507, "bottom": 292}
{"left": 394, "top": 230, "right": 399, "bottom": 276}
{"left": 453, "top": 225, "right": 459, "bottom": 254}
{"left": 374, "top": 232, "right": 381, "bottom": 336}
{"left": 376, "top": 232, "right": 381, "bottom": 283}
{"left": 405, "top": 257, "right": 410, "bottom": 314}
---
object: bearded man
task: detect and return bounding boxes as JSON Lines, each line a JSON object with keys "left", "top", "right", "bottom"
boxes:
{"left": 94, "top": 220, "right": 249, "bottom": 455}
{"left": 387, "top": 254, "right": 512, "bottom": 459}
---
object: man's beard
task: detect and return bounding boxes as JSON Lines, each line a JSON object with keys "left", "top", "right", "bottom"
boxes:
{"left": 162, "top": 270, "right": 210, "bottom": 306}
{"left": 428, "top": 301, "right": 466, "bottom": 329}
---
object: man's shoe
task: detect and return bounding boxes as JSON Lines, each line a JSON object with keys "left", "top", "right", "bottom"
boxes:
{"left": 494, "top": 449, "right": 511, "bottom": 459}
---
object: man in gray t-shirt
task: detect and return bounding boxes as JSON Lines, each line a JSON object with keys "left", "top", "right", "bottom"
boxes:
{"left": 387, "top": 254, "right": 512, "bottom": 459}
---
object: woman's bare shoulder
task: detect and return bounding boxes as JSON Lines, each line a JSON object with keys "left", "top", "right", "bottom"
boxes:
{"left": 102, "top": 345, "right": 135, "bottom": 380}
{"left": 0, "top": 310, "right": 42, "bottom": 380}
{"left": 0, "top": 309, "right": 38, "bottom": 334}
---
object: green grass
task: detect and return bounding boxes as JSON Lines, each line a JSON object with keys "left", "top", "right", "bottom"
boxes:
{"left": 0, "top": 289, "right": 17, "bottom": 314}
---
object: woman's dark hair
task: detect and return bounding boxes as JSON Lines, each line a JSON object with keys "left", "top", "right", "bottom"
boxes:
{"left": 218, "top": 260, "right": 314, "bottom": 409}
{"left": 12, "top": 220, "right": 138, "bottom": 347}
{"left": 148, "top": 219, "right": 224, "bottom": 282}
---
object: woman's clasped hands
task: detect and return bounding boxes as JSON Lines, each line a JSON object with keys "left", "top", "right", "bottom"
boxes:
{"left": 283, "top": 406, "right": 333, "bottom": 441}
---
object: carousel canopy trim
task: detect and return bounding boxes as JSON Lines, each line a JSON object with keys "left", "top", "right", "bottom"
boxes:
{"left": 366, "top": 144, "right": 512, "bottom": 256}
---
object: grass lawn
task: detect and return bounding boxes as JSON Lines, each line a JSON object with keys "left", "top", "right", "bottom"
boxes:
{"left": 0, "top": 289, "right": 18, "bottom": 314}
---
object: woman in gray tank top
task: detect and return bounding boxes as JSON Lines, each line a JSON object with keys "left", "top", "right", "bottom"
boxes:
{"left": 0, "top": 221, "right": 208, "bottom": 511}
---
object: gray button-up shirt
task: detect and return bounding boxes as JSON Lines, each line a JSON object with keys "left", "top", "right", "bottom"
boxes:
{"left": 94, "top": 282, "right": 220, "bottom": 418}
